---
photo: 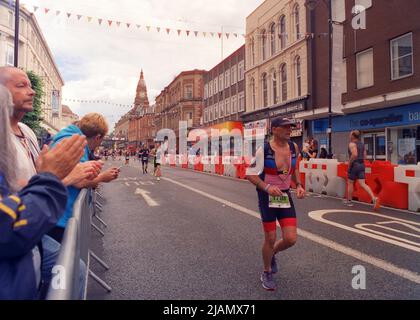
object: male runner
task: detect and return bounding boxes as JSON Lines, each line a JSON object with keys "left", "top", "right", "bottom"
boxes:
{"left": 246, "top": 117, "right": 305, "bottom": 291}
{"left": 346, "top": 130, "right": 381, "bottom": 210}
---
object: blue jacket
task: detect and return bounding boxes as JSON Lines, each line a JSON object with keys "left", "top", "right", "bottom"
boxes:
{"left": 51, "top": 125, "right": 89, "bottom": 228}
{"left": 0, "top": 172, "right": 68, "bottom": 300}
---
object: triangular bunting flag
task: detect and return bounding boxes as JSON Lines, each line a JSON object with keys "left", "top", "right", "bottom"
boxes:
{"left": 177, "top": 30, "right": 181, "bottom": 36}
{"left": 108, "top": 20, "right": 113, "bottom": 26}
{"left": 87, "top": 17, "right": 92, "bottom": 22}
{"left": 56, "top": 11, "right": 61, "bottom": 16}
{"left": 116, "top": 21, "right": 121, "bottom": 27}
{"left": 44, "top": 8, "right": 50, "bottom": 14}
{"left": 210, "top": 32, "right": 214, "bottom": 37}
{"left": 234, "top": 33, "right": 238, "bottom": 38}
{"left": 98, "top": 18, "right": 103, "bottom": 25}
{"left": 226, "top": 33, "right": 230, "bottom": 39}
{"left": 33, "top": 6, "right": 39, "bottom": 12}
{"left": 186, "top": 30, "right": 190, "bottom": 36}
{"left": 156, "top": 27, "right": 161, "bottom": 32}
{"left": 203, "top": 32, "right": 207, "bottom": 37}
{"left": 126, "top": 23, "right": 131, "bottom": 28}
{"left": 67, "top": 13, "right": 71, "bottom": 18}
{"left": 166, "top": 28, "right": 171, "bottom": 34}
{"left": 218, "top": 33, "right": 222, "bottom": 38}
{"left": 136, "top": 24, "right": 141, "bottom": 29}
{"left": 77, "top": 15, "right": 82, "bottom": 20}
{"left": 146, "top": 26, "right": 151, "bottom": 31}
{"left": 194, "top": 31, "right": 199, "bottom": 37}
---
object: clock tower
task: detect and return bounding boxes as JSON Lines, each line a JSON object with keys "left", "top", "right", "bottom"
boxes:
{"left": 133, "top": 69, "right": 150, "bottom": 114}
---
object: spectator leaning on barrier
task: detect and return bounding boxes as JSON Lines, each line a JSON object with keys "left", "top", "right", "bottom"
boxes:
{"left": 0, "top": 85, "right": 87, "bottom": 299}
{"left": 48, "top": 113, "right": 120, "bottom": 243}
{"left": 0, "top": 68, "right": 100, "bottom": 297}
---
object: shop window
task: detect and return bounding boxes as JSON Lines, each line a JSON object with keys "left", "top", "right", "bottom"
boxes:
{"left": 387, "top": 126, "right": 419, "bottom": 164}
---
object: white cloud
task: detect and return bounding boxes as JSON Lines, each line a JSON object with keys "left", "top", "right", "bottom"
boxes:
{"left": 22, "top": 0, "right": 263, "bottom": 129}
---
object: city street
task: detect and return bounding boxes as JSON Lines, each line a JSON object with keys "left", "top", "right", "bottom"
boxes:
{"left": 88, "top": 158, "right": 420, "bottom": 300}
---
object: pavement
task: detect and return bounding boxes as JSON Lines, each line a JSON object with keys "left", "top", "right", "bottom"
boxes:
{"left": 87, "top": 158, "right": 420, "bottom": 300}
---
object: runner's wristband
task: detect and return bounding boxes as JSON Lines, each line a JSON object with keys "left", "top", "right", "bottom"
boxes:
{"left": 264, "top": 184, "right": 271, "bottom": 193}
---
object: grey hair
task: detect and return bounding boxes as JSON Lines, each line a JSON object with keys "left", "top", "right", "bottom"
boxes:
{"left": 0, "top": 66, "right": 15, "bottom": 85}
{"left": 0, "top": 85, "right": 18, "bottom": 192}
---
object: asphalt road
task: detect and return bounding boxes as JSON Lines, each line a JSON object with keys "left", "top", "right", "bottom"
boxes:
{"left": 87, "top": 158, "right": 420, "bottom": 300}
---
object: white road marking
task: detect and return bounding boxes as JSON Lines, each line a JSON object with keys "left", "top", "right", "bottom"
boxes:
{"left": 309, "top": 210, "right": 420, "bottom": 253}
{"left": 134, "top": 182, "right": 139, "bottom": 186}
{"left": 162, "top": 176, "right": 420, "bottom": 285}
{"left": 125, "top": 182, "right": 130, "bottom": 187}
{"left": 135, "top": 188, "right": 159, "bottom": 207}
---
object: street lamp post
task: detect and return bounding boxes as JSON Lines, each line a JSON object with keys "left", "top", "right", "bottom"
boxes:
{"left": 305, "top": 0, "right": 333, "bottom": 158}
{"left": 14, "top": 0, "right": 20, "bottom": 67}
{"left": 327, "top": 0, "right": 333, "bottom": 158}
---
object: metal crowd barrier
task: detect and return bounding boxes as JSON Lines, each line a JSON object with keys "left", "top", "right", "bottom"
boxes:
{"left": 46, "top": 188, "right": 111, "bottom": 300}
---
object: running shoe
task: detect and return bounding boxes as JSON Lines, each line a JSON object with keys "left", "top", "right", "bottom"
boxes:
{"left": 373, "top": 197, "right": 381, "bottom": 211}
{"left": 260, "top": 271, "right": 276, "bottom": 291}
{"left": 157, "top": 177, "right": 161, "bottom": 181}
{"left": 344, "top": 200, "right": 354, "bottom": 207}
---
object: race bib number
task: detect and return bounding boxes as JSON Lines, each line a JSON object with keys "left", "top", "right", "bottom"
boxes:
{"left": 269, "top": 194, "right": 291, "bottom": 209}
{"left": 142, "top": 157, "right": 148, "bottom": 161}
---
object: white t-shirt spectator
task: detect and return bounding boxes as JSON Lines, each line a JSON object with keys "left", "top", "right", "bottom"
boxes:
{"left": 11, "top": 122, "right": 40, "bottom": 184}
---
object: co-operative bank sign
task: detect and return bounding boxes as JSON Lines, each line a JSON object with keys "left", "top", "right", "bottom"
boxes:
{"left": 329, "top": 103, "right": 420, "bottom": 132}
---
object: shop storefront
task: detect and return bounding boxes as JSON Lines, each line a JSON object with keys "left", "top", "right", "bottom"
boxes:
{"left": 312, "top": 103, "right": 420, "bottom": 164}
{"left": 241, "top": 99, "right": 307, "bottom": 148}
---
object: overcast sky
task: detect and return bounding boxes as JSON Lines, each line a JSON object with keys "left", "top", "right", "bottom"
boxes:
{"left": 21, "top": 0, "right": 263, "bottom": 130}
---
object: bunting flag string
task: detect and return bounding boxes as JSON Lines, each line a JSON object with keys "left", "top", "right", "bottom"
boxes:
{"left": 32, "top": 5, "right": 245, "bottom": 40}
{"left": 61, "top": 98, "right": 185, "bottom": 117}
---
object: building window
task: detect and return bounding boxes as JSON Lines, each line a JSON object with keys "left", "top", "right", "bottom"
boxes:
{"left": 20, "top": 18, "right": 25, "bottom": 35}
{"left": 219, "top": 102, "right": 224, "bottom": 118}
{"left": 295, "top": 56, "right": 302, "bottom": 96}
{"left": 217, "top": 74, "right": 222, "bottom": 92}
{"left": 231, "top": 65, "right": 237, "bottom": 85}
{"left": 239, "top": 92, "right": 245, "bottom": 112}
{"left": 391, "top": 33, "right": 413, "bottom": 80}
{"left": 214, "top": 78, "right": 218, "bottom": 93}
{"left": 293, "top": 4, "right": 300, "bottom": 41}
{"left": 225, "top": 70, "right": 230, "bottom": 89}
{"left": 250, "top": 78, "right": 256, "bottom": 111}
{"left": 270, "top": 23, "right": 276, "bottom": 56}
{"left": 279, "top": 15, "right": 287, "bottom": 50}
{"left": 225, "top": 98, "right": 230, "bottom": 115}
{"left": 356, "top": 48, "right": 374, "bottom": 88}
{"left": 184, "top": 85, "right": 193, "bottom": 99}
{"left": 262, "top": 73, "right": 268, "bottom": 108}
{"left": 280, "top": 64, "right": 288, "bottom": 102}
{"left": 272, "top": 71, "right": 278, "bottom": 104}
{"left": 250, "top": 37, "right": 255, "bottom": 66}
{"left": 232, "top": 95, "right": 238, "bottom": 113}
{"left": 238, "top": 61, "right": 245, "bottom": 81}
{"left": 261, "top": 29, "right": 267, "bottom": 61}
{"left": 8, "top": 11, "right": 13, "bottom": 29}
{"left": 204, "top": 84, "right": 208, "bottom": 99}
{"left": 6, "top": 44, "right": 14, "bottom": 66}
